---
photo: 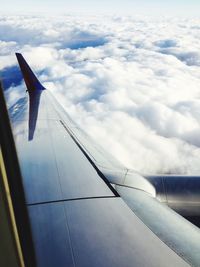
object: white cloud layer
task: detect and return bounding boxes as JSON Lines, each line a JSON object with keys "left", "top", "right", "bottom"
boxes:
{"left": 1, "top": 14, "right": 200, "bottom": 174}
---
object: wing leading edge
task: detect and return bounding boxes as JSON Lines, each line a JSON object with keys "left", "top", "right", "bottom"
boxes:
{"left": 3, "top": 53, "right": 200, "bottom": 267}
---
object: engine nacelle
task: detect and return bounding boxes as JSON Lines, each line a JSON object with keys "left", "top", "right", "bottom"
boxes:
{"left": 145, "top": 175, "right": 200, "bottom": 226}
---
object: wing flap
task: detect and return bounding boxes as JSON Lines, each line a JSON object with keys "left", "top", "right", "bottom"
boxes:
{"left": 117, "top": 185, "right": 200, "bottom": 267}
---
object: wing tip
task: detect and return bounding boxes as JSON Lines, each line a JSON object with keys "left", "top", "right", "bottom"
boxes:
{"left": 15, "top": 52, "right": 45, "bottom": 92}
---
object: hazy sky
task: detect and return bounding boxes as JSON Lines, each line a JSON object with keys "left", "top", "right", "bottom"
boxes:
{"left": 1, "top": 0, "right": 200, "bottom": 16}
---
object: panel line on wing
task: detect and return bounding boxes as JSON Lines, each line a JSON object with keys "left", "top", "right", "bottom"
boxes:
{"left": 27, "top": 195, "right": 117, "bottom": 206}
{"left": 59, "top": 120, "right": 120, "bottom": 197}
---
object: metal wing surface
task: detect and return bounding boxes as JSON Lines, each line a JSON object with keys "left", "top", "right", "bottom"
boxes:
{"left": 5, "top": 53, "right": 200, "bottom": 267}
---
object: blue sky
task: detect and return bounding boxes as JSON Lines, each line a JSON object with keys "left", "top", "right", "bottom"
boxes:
{"left": 1, "top": 0, "right": 200, "bottom": 16}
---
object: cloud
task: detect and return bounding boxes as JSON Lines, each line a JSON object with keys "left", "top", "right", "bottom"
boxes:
{"left": 1, "top": 14, "right": 200, "bottom": 174}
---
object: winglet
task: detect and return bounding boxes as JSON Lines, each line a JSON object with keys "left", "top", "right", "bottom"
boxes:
{"left": 16, "top": 53, "right": 45, "bottom": 93}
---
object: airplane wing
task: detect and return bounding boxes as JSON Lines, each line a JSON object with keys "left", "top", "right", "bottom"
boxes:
{"left": 1, "top": 53, "right": 200, "bottom": 267}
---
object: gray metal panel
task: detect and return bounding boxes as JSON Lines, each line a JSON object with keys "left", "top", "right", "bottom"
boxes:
{"left": 12, "top": 91, "right": 113, "bottom": 205}
{"left": 28, "top": 198, "right": 190, "bottom": 267}
{"left": 65, "top": 198, "right": 189, "bottom": 267}
{"left": 14, "top": 119, "right": 63, "bottom": 204}
{"left": 117, "top": 186, "right": 200, "bottom": 267}
{"left": 48, "top": 119, "right": 114, "bottom": 200}
{"left": 28, "top": 203, "right": 74, "bottom": 267}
